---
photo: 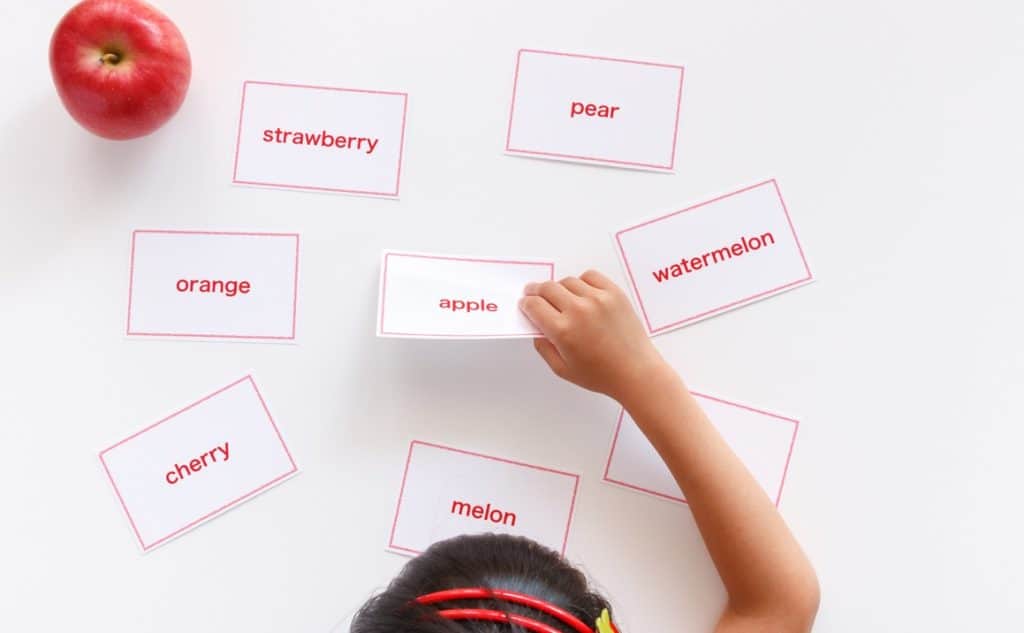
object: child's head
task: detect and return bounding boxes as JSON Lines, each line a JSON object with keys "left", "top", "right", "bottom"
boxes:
{"left": 351, "top": 533, "right": 613, "bottom": 633}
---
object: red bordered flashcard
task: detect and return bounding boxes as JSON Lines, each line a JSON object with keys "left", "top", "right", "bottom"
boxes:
{"left": 98, "top": 376, "right": 298, "bottom": 552}
{"left": 388, "top": 441, "right": 580, "bottom": 556}
{"left": 377, "top": 251, "right": 555, "bottom": 339}
{"left": 505, "top": 49, "right": 685, "bottom": 171}
{"left": 125, "top": 230, "right": 300, "bottom": 342}
{"left": 232, "top": 80, "right": 408, "bottom": 198}
{"left": 603, "top": 392, "right": 800, "bottom": 506}
{"left": 614, "top": 180, "right": 813, "bottom": 336}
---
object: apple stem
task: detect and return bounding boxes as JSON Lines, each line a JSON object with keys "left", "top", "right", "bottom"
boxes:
{"left": 101, "top": 52, "right": 121, "bottom": 65}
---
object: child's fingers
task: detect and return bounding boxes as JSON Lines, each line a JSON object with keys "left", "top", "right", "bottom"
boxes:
{"left": 559, "top": 276, "right": 595, "bottom": 297}
{"left": 580, "top": 269, "right": 615, "bottom": 290}
{"left": 533, "top": 337, "right": 569, "bottom": 378}
{"left": 519, "top": 295, "right": 563, "bottom": 334}
{"left": 524, "top": 280, "right": 577, "bottom": 311}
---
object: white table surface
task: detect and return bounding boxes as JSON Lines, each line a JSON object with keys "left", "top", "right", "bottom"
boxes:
{"left": 2, "top": 1, "right": 1022, "bottom": 631}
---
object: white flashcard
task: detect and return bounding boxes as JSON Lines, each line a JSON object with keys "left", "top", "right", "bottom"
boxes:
{"left": 99, "top": 376, "right": 298, "bottom": 552}
{"left": 505, "top": 49, "right": 685, "bottom": 171}
{"left": 377, "top": 251, "right": 554, "bottom": 339}
{"left": 388, "top": 441, "right": 580, "bottom": 556}
{"left": 614, "top": 180, "right": 813, "bottom": 336}
{"left": 126, "top": 230, "right": 300, "bottom": 341}
{"left": 232, "top": 80, "right": 408, "bottom": 197}
{"left": 603, "top": 392, "right": 799, "bottom": 506}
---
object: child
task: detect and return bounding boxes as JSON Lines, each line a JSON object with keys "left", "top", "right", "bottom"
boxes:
{"left": 352, "top": 271, "right": 820, "bottom": 633}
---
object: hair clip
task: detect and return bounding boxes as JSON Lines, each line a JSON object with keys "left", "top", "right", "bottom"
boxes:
{"left": 595, "top": 608, "right": 618, "bottom": 633}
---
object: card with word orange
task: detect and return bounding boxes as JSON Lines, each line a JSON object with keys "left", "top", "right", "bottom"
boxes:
{"left": 125, "top": 229, "right": 300, "bottom": 342}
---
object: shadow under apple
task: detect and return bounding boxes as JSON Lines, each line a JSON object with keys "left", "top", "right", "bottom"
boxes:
{"left": 0, "top": 96, "right": 172, "bottom": 285}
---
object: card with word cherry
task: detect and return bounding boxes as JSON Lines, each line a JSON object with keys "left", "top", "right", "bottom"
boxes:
{"left": 99, "top": 376, "right": 298, "bottom": 552}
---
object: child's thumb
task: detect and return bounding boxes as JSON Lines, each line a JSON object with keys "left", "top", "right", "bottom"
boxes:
{"left": 533, "top": 337, "right": 570, "bottom": 379}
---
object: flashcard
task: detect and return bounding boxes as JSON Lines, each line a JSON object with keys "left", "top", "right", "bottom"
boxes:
{"left": 603, "top": 392, "right": 799, "bottom": 506}
{"left": 232, "top": 80, "right": 408, "bottom": 197}
{"left": 614, "top": 180, "right": 813, "bottom": 336}
{"left": 99, "top": 376, "right": 298, "bottom": 551}
{"left": 377, "top": 251, "right": 554, "bottom": 339}
{"left": 126, "top": 230, "right": 300, "bottom": 341}
{"left": 505, "top": 49, "right": 685, "bottom": 170}
{"left": 388, "top": 441, "right": 580, "bottom": 556}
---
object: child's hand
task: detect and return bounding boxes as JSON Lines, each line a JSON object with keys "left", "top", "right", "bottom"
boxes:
{"left": 525, "top": 271, "right": 821, "bottom": 633}
{"left": 520, "top": 270, "right": 671, "bottom": 405}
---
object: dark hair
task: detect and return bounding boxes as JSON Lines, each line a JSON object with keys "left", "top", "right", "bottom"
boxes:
{"left": 351, "top": 533, "right": 613, "bottom": 633}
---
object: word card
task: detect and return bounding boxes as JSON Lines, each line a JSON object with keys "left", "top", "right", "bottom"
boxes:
{"left": 614, "top": 179, "right": 813, "bottom": 336}
{"left": 603, "top": 392, "right": 799, "bottom": 506}
{"left": 505, "top": 49, "right": 685, "bottom": 171}
{"left": 377, "top": 251, "right": 554, "bottom": 338}
{"left": 126, "top": 230, "right": 300, "bottom": 341}
{"left": 232, "top": 80, "right": 408, "bottom": 197}
{"left": 99, "top": 376, "right": 298, "bottom": 551}
{"left": 388, "top": 441, "right": 580, "bottom": 556}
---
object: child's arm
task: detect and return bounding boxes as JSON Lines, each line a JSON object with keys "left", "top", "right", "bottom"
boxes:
{"left": 520, "top": 271, "right": 819, "bottom": 633}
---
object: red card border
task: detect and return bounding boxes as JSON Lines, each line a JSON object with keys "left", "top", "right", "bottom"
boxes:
{"left": 388, "top": 440, "right": 581, "bottom": 557}
{"left": 231, "top": 80, "right": 409, "bottom": 198}
{"left": 602, "top": 392, "right": 800, "bottom": 507}
{"left": 504, "top": 48, "right": 686, "bottom": 171}
{"left": 98, "top": 375, "right": 299, "bottom": 552}
{"left": 614, "top": 179, "right": 814, "bottom": 335}
{"left": 125, "top": 229, "right": 301, "bottom": 340}
{"left": 378, "top": 252, "right": 556, "bottom": 338}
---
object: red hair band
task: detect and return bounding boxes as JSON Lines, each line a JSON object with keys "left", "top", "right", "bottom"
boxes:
{"left": 415, "top": 588, "right": 617, "bottom": 633}
{"left": 435, "top": 608, "right": 567, "bottom": 633}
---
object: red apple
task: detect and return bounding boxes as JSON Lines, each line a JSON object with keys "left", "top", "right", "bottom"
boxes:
{"left": 49, "top": 0, "right": 191, "bottom": 140}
